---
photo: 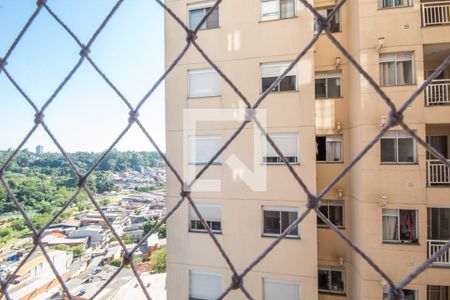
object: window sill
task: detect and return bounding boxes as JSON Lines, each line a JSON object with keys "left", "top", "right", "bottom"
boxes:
{"left": 187, "top": 95, "right": 221, "bottom": 100}
{"left": 316, "top": 161, "right": 344, "bottom": 164}
{"left": 315, "top": 97, "right": 344, "bottom": 100}
{"left": 188, "top": 162, "right": 222, "bottom": 166}
{"left": 379, "top": 162, "right": 418, "bottom": 165}
{"left": 382, "top": 241, "right": 420, "bottom": 245}
{"left": 261, "top": 234, "right": 300, "bottom": 240}
{"left": 262, "top": 162, "right": 300, "bottom": 165}
{"left": 377, "top": 5, "right": 413, "bottom": 10}
{"left": 318, "top": 225, "right": 345, "bottom": 230}
{"left": 318, "top": 291, "right": 347, "bottom": 297}
{"left": 259, "top": 90, "right": 299, "bottom": 95}
{"left": 190, "top": 26, "right": 221, "bottom": 32}
{"left": 189, "top": 230, "right": 222, "bottom": 235}
{"left": 318, "top": 30, "right": 342, "bottom": 35}
{"left": 259, "top": 16, "right": 298, "bottom": 23}
{"left": 380, "top": 83, "right": 417, "bottom": 88}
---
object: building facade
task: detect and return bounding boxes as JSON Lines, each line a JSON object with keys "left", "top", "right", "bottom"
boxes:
{"left": 165, "top": 0, "right": 450, "bottom": 299}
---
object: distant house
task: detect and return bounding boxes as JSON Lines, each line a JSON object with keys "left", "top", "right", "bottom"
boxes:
{"left": 68, "top": 225, "right": 109, "bottom": 249}
{"left": 7, "top": 250, "right": 72, "bottom": 300}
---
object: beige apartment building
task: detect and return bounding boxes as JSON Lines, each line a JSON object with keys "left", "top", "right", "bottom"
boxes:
{"left": 165, "top": 0, "right": 450, "bottom": 299}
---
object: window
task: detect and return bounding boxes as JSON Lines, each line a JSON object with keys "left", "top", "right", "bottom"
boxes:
{"left": 427, "top": 285, "right": 450, "bottom": 300}
{"left": 188, "top": 2, "right": 219, "bottom": 30}
{"left": 315, "top": 7, "right": 341, "bottom": 33}
{"left": 318, "top": 267, "right": 345, "bottom": 294}
{"left": 263, "top": 278, "right": 300, "bottom": 300}
{"left": 189, "top": 135, "right": 221, "bottom": 165}
{"left": 379, "top": 0, "right": 410, "bottom": 9}
{"left": 189, "top": 204, "right": 222, "bottom": 234}
{"left": 263, "top": 206, "right": 299, "bottom": 237}
{"left": 427, "top": 207, "right": 450, "bottom": 240}
{"left": 189, "top": 271, "right": 222, "bottom": 300}
{"left": 380, "top": 52, "right": 415, "bottom": 86}
{"left": 315, "top": 71, "right": 342, "bottom": 99}
{"left": 382, "top": 209, "right": 418, "bottom": 243}
{"left": 261, "top": 62, "right": 297, "bottom": 92}
{"left": 380, "top": 131, "right": 416, "bottom": 163}
{"left": 262, "top": 133, "right": 299, "bottom": 164}
{"left": 316, "top": 135, "right": 343, "bottom": 162}
{"left": 261, "top": 0, "right": 296, "bottom": 21}
{"left": 383, "top": 289, "right": 417, "bottom": 300}
{"left": 317, "top": 200, "right": 344, "bottom": 228}
{"left": 188, "top": 69, "right": 220, "bottom": 98}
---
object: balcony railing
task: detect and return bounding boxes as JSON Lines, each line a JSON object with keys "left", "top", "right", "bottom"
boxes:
{"left": 426, "top": 79, "right": 450, "bottom": 106}
{"left": 421, "top": 1, "right": 450, "bottom": 26}
{"left": 428, "top": 240, "right": 450, "bottom": 266}
{"left": 427, "top": 159, "right": 450, "bottom": 185}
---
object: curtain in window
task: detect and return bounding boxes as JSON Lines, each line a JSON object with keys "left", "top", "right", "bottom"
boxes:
{"left": 189, "top": 9, "right": 204, "bottom": 30}
{"left": 326, "top": 140, "right": 342, "bottom": 162}
{"left": 383, "top": 210, "right": 398, "bottom": 241}
{"left": 280, "top": 0, "right": 295, "bottom": 18}
{"left": 400, "top": 210, "right": 414, "bottom": 241}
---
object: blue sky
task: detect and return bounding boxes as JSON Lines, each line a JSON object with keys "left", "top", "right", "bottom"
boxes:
{"left": 0, "top": 0, "right": 166, "bottom": 153}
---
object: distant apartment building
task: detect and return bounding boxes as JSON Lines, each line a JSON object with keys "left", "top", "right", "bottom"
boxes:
{"left": 165, "top": 0, "right": 450, "bottom": 299}
{"left": 35, "top": 145, "right": 44, "bottom": 155}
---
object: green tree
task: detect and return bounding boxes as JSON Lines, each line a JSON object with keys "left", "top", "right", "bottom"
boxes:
{"left": 110, "top": 258, "right": 123, "bottom": 267}
{"left": 122, "top": 235, "right": 134, "bottom": 245}
{"left": 150, "top": 248, "right": 166, "bottom": 273}
{"left": 72, "top": 245, "right": 85, "bottom": 257}
{"left": 157, "top": 224, "right": 166, "bottom": 239}
{"left": 143, "top": 220, "right": 158, "bottom": 235}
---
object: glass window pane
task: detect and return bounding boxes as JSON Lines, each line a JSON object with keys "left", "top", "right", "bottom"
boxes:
{"left": 327, "top": 77, "right": 341, "bottom": 98}
{"left": 398, "top": 138, "right": 415, "bottom": 162}
{"left": 383, "top": 215, "right": 398, "bottom": 241}
{"left": 280, "top": 0, "right": 295, "bottom": 18}
{"left": 381, "top": 138, "right": 396, "bottom": 162}
{"left": 262, "top": 77, "right": 278, "bottom": 92}
{"left": 380, "top": 62, "right": 396, "bottom": 86}
{"left": 315, "top": 78, "right": 327, "bottom": 98}
{"left": 399, "top": 210, "right": 416, "bottom": 241}
{"left": 326, "top": 141, "right": 342, "bottom": 162}
{"left": 205, "top": 7, "right": 219, "bottom": 28}
{"left": 328, "top": 9, "right": 340, "bottom": 32}
{"left": 211, "top": 221, "right": 221, "bottom": 231}
{"left": 329, "top": 205, "right": 344, "bottom": 227}
{"left": 318, "top": 205, "right": 328, "bottom": 226}
{"left": 189, "top": 9, "right": 205, "bottom": 30}
{"left": 279, "top": 75, "right": 296, "bottom": 91}
{"left": 318, "top": 270, "right": 329, "bottom": 290}
{"left": 316, "top": 136, "right": 327, "bottom": 161}
{"left": 261, "top": 0, "right": 280, "bottom": 20}
{"left": 264, "top": 211, "right": 280, "bottom": 234}
{"left": 330, "top": 271, "right": 344, "bottom": 292}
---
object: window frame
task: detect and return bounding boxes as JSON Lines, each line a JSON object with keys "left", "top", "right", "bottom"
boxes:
{"left": 317, "top": 200, "right": 345, "bottom": 229}
{"left": 189, "top": 270, "right": 222, "bottom": 300}
{"left": 188, "top": 68, "right": 221, "bottom": 98}
{"left": 380, "top": 131, "right": 417, "bottom": 164}
{"left": 383, "top": 288, "right": 417, "bottom": 300}
{"left": 188, "top": 135, "right": 222, "bottom": 165}
{"left": 315, "top": 71, "right": 343, "bottom": 99}
{"left": 262, "top": 206, "right": 300, "bottom": 238}
{"left": 188, "top": 1, "right": 219, "bottom": 30}
{"left": 379, "top": 52, "right": 416, "bottom": 87}
{"left": 378, "top": 0, "right": 412, "bottom": 9}
{"left": 316, "top": 135, "right": 344, "bottom": 163}
{"left": 382, "top": 208, "right": 419, "bottom": 244}
{"left": 260, "top": 0, "right": 298, "bottom": 22}
{"left": 260, "top": 62, "right": 298, "bottom": 93}
{"left": 262, "top": 133, "right": 300, "bottom": 165}
{"left": 318, "top": 266, "right": 346, "bottom": 295}
{"left": 189, "top": 204, "right": 222, "bottom": 234}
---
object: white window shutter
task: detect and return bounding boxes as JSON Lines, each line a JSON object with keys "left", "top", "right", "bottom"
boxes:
{"left": 261, "top": 0, "right": 280, "bottom": 21}
{"left": 190, "top": 204, "right": 221, "bottom": 222}
{"left": 263, "top": 278, "right": 300, "bottom": 300}
{"left": 270, "top": 134, "right": 298, "bottom": 158}
{"left": 189, "top": 135, "right": 221, "bottom": 164}
{"left": 188, "top": 69, "right": 220, "bottom": 98}
{"left": 190, "top": 271, "right": 222, "bottom": 300}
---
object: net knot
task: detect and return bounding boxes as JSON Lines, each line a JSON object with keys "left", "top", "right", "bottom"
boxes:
{"left": 32, "top": 234, "right": 41, "bottom": 246}
{"left": 128, "top": 110, "right": 140, "bottom": 124}
{"left": 0, "top": 58, "right": 6, "bottom": 69}
{"left": 186, "top": 30, "right": 197, "bottom": 43}
{"left": 306, "top": 195, "right": 321, "bottom": 209}
{"left": 180, "top": 190, "right": 191, "bottom": 198}
{"left": 388, "top": 110, "right": 404, "bottom": 126}
{"left": 231, "top": 274, "right": 242, "bottom": 290}
{"left": 315, "top": 15, "right": 329, "bottom": 31}
{"left": 34, "top": 112, "right": 44, "bottom": 125}
{"left": 122, "top": 252, "right": 132, "bottom": 265}
{"left": 79, "top": 45, "right": 91, "bottom": 57}
{"left": 244, "top": 108, "right": 256, "bottom": 121}
{"left": 36, "top": 0, "right": 46, "bottom": 6}
{"left": 77, "top": 175, "right": 87, "bottom": 188}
